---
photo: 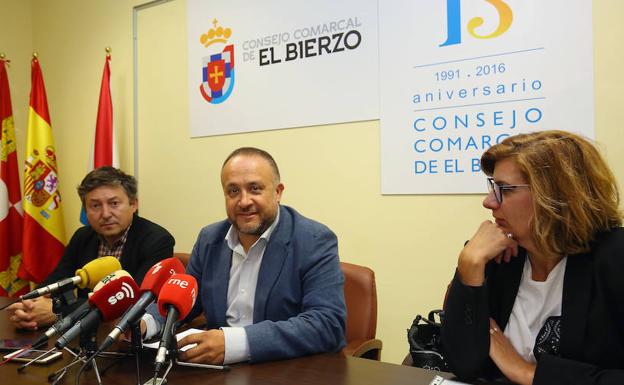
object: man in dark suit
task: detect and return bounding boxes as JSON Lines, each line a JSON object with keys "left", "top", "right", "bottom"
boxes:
{"left": 143, "top": 147, "right": 346, "bottom": 364}
{"left": 8, "top": 166, "right": 174, "bottom": 329}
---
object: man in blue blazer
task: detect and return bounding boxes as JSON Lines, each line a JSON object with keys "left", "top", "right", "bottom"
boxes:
{"left": 145, "top": 147, "right": 346, "bottom": 364}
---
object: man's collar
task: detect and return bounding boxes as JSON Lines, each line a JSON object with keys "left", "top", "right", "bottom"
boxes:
{"left": 99, "top": 221, "right": 132, "bottom": 248}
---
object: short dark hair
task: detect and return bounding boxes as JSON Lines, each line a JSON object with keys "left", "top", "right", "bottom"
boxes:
{"left": 222, "top": 147, "right": 281, "bottom": 183}
{"left": 77, "top": 166, "right": 138, "bottom": 206}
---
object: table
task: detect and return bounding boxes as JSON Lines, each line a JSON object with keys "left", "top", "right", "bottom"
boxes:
{"left": 0, "top": 298, "right": 451, "bottom": 385}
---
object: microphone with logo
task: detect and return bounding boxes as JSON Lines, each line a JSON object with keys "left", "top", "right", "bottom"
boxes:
{"left": 0, "top": 256, "right": 122, "bottom": 312}
{"left": 154, "top": 273, "right": 198, "bottom": 375}
{"left": 96, "top": 257, "right": 186, "bottom": 353}
{"left": 54, "top": 273, "right": 139, "bottom": 350}
{"left": 30, "top": 270, "right": 132, "bottom": 350}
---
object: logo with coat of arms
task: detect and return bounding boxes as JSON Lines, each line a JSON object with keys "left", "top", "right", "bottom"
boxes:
{"left": 199, "top": 19, "right": 235, "bottom": 104}
{"left": 24, "top": 146, "right": 62, "bottom": 219}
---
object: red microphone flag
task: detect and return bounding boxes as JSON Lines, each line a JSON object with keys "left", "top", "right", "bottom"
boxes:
{"left": 89, "top": 275, "right": 139, "bottom": 321}
{"left": 139, "top": 257, "right": 185, "bottom": 295}
{"left": 157, "top": 274, "right": 198, "bottom": 319}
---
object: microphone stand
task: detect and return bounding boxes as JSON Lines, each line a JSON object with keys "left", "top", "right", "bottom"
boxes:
{"left": 16, "top": 285, "right": 78, "bottom": 375}
{"left": 131, "top": 323, "right": 143, "bottom": 385}
{"left": 151, "top": 337, "right": 177, "bottom": 385}
{"left": 51, "top": 284, "right": 78, "bottom": 315}
{"left": 150, "top": 331, "right": 230, "bottom": 385}
{"left": 48, "top": 324, "right": 104, "bottom": 385}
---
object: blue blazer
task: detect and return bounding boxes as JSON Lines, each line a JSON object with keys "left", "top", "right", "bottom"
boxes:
{"left": 183, "top": 205, "right": 346, "bottom": 363}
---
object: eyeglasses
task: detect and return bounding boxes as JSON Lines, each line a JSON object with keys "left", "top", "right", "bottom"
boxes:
{"left": 486, "top": 177, "right": 529, "bottom": 204}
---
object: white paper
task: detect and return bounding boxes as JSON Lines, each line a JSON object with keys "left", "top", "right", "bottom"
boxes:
{"left": 142, "top": 327, "right": 204, "bottom": 352}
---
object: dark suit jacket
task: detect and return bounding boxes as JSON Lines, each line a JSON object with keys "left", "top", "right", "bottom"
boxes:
{"left": 42, "top": 215, "right": 175, "bottom": 307}
{"left": 161, "top": 205, "right": 346, "bottom": 363}
{"left": 442, "top": 228, "right": 624, "bottom": 385}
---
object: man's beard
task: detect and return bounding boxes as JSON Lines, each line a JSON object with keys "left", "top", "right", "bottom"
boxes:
{"left": 233, "top": 214, "right": 274, "bottom": 236}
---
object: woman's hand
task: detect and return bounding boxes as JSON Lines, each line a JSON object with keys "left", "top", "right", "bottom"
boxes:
{"left": 458, "top": 220, "right": 518, "bottom": 286}
{"left": 489, "top": 319, "right": 535, "bottom": 385}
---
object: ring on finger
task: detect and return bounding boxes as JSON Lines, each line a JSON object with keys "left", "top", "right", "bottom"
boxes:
{"left": 506, "top": 233, "right": 513, "bottom": 239}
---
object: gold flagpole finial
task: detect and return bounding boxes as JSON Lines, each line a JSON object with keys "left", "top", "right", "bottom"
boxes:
{"left": 32, "top": 52, "right": 39, "bottom": 59}
{"left": 105, "top": 46, "right": 112, "bottom": 53}
{"left": 0, "top": 53, "right": 5, "bottom": 59}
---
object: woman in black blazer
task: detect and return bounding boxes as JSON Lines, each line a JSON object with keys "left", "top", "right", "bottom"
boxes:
{"left": 441, "top": 130, "right": 624, "bottom": 385}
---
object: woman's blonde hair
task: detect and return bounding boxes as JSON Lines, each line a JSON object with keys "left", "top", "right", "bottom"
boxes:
{"left": 481, "top": 130, "right": 622, "bottom": 257}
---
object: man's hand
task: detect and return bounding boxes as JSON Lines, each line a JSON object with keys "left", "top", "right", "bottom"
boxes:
{"left": 489, "top": 318, "right": 536, "bottom": 385}
{"left": 123, "top": 319, "right": 147, "bottom": 342}
{"left": 177, "top": 329, "right": 225, "bottom": 365}
{"left": 7, "top": 297, "right": 57, "bottom": 330}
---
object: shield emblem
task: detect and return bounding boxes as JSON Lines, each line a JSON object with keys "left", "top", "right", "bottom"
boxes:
{"left": 207, "top": 59, "right": 226, "bottom": 91}
{"left": 200, "top": 44, "right": 235, "bottom": 104}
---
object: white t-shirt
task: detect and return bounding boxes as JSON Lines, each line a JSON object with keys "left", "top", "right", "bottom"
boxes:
{"left": 503, "top": 256, "right": 567, "bottom": 363}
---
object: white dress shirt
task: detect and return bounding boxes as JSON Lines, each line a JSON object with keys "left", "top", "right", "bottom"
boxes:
{"left": 144, "top": 211, "right": 281, "bottom": 364}
{"left": 221, "top": 210, "right": 280, "bottom": 364}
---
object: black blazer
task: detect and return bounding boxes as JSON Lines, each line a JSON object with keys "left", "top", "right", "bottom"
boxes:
{"left": 41, "top": 215, "right": 175, "bottom": 303}
{"left": 441, "top": 228, "right": 624, "bottom": 385}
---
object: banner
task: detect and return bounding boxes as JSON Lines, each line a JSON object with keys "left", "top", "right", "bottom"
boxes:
{"left": 21, "top": 57, "right": 65, "bottom": 283}
{"left": 187, "top": 0, "right": 379, "bottom": 137}
{"left": 80, "top": 53, "right": 118, "bottom": 224}
{"left": 0, "top": 58, "right": 29, "bottom": 296}
{"left": 379, "top": 0, "right": 594, "bottom": 194}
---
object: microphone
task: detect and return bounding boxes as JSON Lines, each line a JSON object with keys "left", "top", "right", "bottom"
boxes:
{"left": 91, "top": 269, "right": 132, "bottom": 292}
{"left": 55, "top": 274, "right": 139, "bottom": 350}
{"left": 20, "top": 256, "right": 121, "bottom": 300}
{"left": 97, "top": 258, "right": 185, "bottom": 352}
{"left": 155, "top": 273, "right": 198, "bottom": 371}
{"left": 32, "top": 302, "right": 90, "bottom": 349}
{"left": 31, "top": 270, "right": 133, "bottom": 349}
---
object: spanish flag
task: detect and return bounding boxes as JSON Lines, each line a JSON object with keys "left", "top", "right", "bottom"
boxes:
{"left": 20, "top": 56, "right": 65, "bottom": 283}
{"left": 0, "top": 58, "right": 29, "bottom": 296}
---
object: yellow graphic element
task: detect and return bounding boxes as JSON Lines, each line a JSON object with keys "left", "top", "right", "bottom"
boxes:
{"left": 1, "top": 116, "right": 16, "bottom": 162}
{"left": 200, "top": 18, "right": 232, "bottom": 47}
{"left": 0, "top": 254, "right": 30, "bottom": 296}
{"left": 23, "top": 107, "right": 65, "bottom": 244}
{"left": 210, "top": 66, "right": 224, "bottom": 84}
{"left": 468, "top": 0, "right": 513, "bottom": 40}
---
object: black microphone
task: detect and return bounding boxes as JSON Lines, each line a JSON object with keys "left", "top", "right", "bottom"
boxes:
{"left": 55, "top": 274, "right": 139, "bottom": 350}
{"left": 32, "top": 302, "right": 90, "bottom": 349}
{"left": 30, "top": 269, "right": 128, "bottom": 349}
{"left": 20, "top": 256, "right": 121, "bottom": 300}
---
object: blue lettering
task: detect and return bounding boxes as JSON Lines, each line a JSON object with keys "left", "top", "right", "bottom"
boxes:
{"left": 413, "top": 118, "right": 426, "bottom": 131}
{"left": 526, "top": 108, "right": 542, "bottom": 123}
{"left": 440, "top": 0, "right": 461, "bottom": 47}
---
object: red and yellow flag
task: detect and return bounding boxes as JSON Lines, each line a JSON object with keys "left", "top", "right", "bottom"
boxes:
{"left": 20, "top": 56, "right": 65, "bottom": 283}
{"left": 0, "top": 58, "right": 29, "bottom": 296}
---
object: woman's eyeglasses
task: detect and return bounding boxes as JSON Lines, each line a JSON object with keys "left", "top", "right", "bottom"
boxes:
{"left": 486, "top": 177, "right": 529, "bottom": 204}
